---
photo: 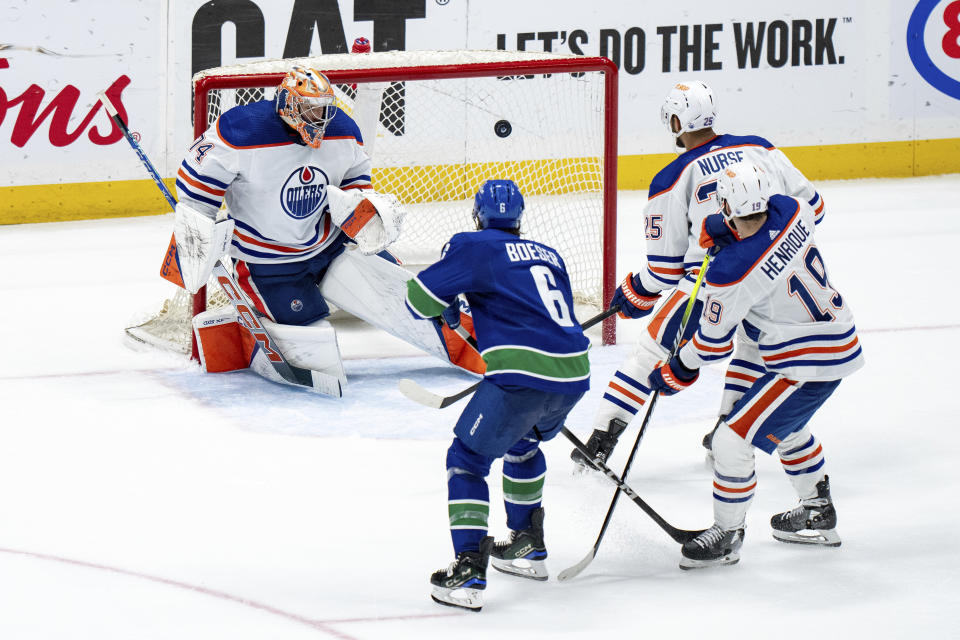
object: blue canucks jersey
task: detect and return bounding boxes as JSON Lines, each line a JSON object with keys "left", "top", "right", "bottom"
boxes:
{"left": 406, "top": 229, "right": 590, "bottom": 394}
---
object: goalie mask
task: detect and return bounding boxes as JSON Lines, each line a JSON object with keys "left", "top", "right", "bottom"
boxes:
{"left": 473, "top": 179, "right": 525, "bottom": 230}
{"left": 716, "top": 161, "right": 772, "bottom": 221}
{"left": 660, "top": 80, "right": 716, "bottom": 149}
{"left": 276, "top": 66, "right": 337, "bottom": 149}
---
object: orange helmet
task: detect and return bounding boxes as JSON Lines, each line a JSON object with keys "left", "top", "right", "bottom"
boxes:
{"left": 276, "top": 66, "right": 336, "bottom": 148}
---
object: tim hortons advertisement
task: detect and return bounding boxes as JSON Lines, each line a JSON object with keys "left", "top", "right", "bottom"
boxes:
{"left": 1, "top": 0, "right": 959, "bottom": 223}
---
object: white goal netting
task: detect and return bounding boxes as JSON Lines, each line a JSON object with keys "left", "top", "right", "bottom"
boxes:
{"left": 127, "top": 51, "right": 617, "bottom": 355}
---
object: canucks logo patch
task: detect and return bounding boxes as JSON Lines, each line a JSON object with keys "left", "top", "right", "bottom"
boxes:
{"left": 281, "top": 166, "right": 329, "bottom": 219}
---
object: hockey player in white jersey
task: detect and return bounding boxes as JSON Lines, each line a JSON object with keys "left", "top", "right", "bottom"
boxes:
{"left": 172, "top": 66, "right": 482, "bottom": 392}
{"left": 644, "top": 161, "right": 863, "bottom": 568}
{"left": 572, "top": 80, "right": 826, "bottom": 468}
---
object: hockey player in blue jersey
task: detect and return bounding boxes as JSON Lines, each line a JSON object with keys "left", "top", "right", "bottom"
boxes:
{"left": 573, "top": 80, "right": 826, "bottom": 468}
{"left": 405, "top": 180, "right": 590, "bottom": 611}
{"left": 646, "top": 161, "right": 863, "bottom": 569}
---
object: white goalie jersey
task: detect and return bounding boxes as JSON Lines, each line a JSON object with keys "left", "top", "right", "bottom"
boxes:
{"left": 677, "top": 195, "right": 864, "bottom": 382}
{"left": 174, "top": 99, "right": 373, "bottom": 264}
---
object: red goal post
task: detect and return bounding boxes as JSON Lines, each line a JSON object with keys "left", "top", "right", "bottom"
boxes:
{"left": 152, "top": 51, "right": 618, "bottom": 357}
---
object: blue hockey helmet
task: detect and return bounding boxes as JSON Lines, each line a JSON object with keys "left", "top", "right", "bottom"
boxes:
{"left": 472, "top": 179, "right": 525, "bottom": 230}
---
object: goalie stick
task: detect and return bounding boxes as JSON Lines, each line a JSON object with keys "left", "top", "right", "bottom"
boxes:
{"left": 558, "top": 254, "right": 711, "bottom": 582}
{"left": 97, "top": 91, "right": 342, "bottom": 397}
{"left": 398, "top": 306, "right": 618, "bottom": 408}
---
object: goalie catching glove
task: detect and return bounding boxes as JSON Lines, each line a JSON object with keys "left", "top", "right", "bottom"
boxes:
{"left": 649, "top": 356, "right": 699, "bottom": 396}
{"left": 174, "top": 202, "right": 235, "bottom": 294}
{"left": 326, "top": 185, "right": 406, "bottom": 255}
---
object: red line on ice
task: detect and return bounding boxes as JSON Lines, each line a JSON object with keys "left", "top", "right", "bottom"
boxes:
{"left": 0, "top": 547, "right": 462, "bottom": 638}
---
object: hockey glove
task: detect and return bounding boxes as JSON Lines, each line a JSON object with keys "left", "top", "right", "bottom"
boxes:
{"left": 610, "top": 272, "right": 660, "bottom": 319}
{"left": 441, "top": 304, "right": 461, "bottom": 331}
{"left": 327, "top": 185, "right": 407, "bottom": 255}
{"left": 649, "top": 356, "right": 700, "bottom": 396}
{"left": 699, "top": 213, "right": 741, "bottom": 250}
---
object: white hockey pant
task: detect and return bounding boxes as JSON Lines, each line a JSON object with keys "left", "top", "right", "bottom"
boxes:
{"left": 718, "top": 335, "right": 764, "bottom": 419}
{"left": 711, "top": 422, "right": 826, "bottom": 530}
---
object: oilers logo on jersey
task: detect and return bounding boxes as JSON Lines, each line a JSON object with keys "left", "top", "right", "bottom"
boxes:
{"left": 281, "top": 166, "right": 330, "bottom": 219}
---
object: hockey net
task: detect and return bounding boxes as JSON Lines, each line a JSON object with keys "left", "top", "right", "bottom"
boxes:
{"left": 127, "top": 50, "right": 618, "bottom": 357}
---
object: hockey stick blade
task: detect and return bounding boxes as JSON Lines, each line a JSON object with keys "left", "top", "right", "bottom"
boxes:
{"left": 399, "top": 307, "right": 618, "bottom": 409}
{"left": 398, "top": 378, "right": 446, "bottom": 409}
{"left": 562, "top": 428, "right": 705, "bottom": 545}
{"left": 557, "top": 548, "right": 597, "bottom": 582}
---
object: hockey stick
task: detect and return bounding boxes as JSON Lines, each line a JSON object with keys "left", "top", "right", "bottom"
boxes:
{"left": 398, "top": 306, "right": 619, "bottom": 408}
{"left": 558, "top": 254, "right": 711, "bottom": 581}
{"left": 97, "top": 92, "right": 341, "bottom": 397}
{"left": 561, "top": 427, "right": 704, "bottom": 544}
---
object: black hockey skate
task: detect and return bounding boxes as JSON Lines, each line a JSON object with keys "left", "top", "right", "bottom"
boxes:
{"left": 770, "top": 475, "right": 841, "bottom": 547}
{"left": 490, "top": 507, "right": 548, "bottom": 581}
{"left": 430, "top": 537, "right": 493, "bottom": 612}
{"left": 679, "top": 524, "right": 745, "bottom": 570}
{"left": 570, "top": 418, "right": 628, "bottom": 470}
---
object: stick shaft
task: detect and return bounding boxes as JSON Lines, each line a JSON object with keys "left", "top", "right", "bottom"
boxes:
{"left": 560, "top": 254, "right": 712, "bottom": 577}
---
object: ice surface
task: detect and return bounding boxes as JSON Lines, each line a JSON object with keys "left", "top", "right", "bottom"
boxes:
{"left": 1, "top": 176, "right": 958, "bottom": 639}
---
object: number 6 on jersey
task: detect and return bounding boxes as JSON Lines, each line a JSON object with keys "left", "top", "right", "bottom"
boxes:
{"left": 530, "top": 265, "right": 574, "bottom": 327}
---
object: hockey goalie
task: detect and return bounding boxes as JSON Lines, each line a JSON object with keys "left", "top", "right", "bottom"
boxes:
{"left": 169, "top": 65, "right": 483, "bottom": 396}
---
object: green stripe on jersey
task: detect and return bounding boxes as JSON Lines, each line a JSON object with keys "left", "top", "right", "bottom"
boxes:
{"left": 448, "top": 501, "right": 489, "bottom": 529}
{"left": 503, "top": 474, "right": 545, "bottom": 505}
{"left": 406, "top": 277, "right": 448, "bottom": 318}
{"left": 482, "top": 346, "right": 590, "bottom": 381}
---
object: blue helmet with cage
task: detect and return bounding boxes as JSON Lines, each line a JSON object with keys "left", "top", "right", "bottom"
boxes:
{"left": 472, "top": 179, "right": 525, "bottom": 230}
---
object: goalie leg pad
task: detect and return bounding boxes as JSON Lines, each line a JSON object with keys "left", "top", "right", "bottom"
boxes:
{"left": 193, "top": 308, "right": 257, "bottom": 373}
{"left": 319, "top": 250, "right": 483, "bottom": 373}
{"left": 261, "top": 317, "right": 346, "bottom": 388}
{"left": 439, "top": 311, "right": 485, "bottom": 374}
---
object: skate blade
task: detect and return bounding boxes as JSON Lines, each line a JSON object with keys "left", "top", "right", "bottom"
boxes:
{"left": 679, "top": 551, "right": 740, "bottom": 570}
{"left": 491, "top": 556, "right": 548, "bottom": 581}
{"left": 431, "top": 585, "right": 483, "bottom": 611}
{"left": 772, "top": 528, "right": 841, "bottom": 547}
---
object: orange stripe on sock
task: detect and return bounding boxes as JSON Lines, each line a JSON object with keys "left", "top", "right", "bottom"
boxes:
{"left": 713, "top": 481, "right": 756, "bottom": 493}
{"left": 781, "top": 444, "right": 823, "bottom": 465}
{"left": 609, "top": 381, "right": 646, "bottom": 406}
